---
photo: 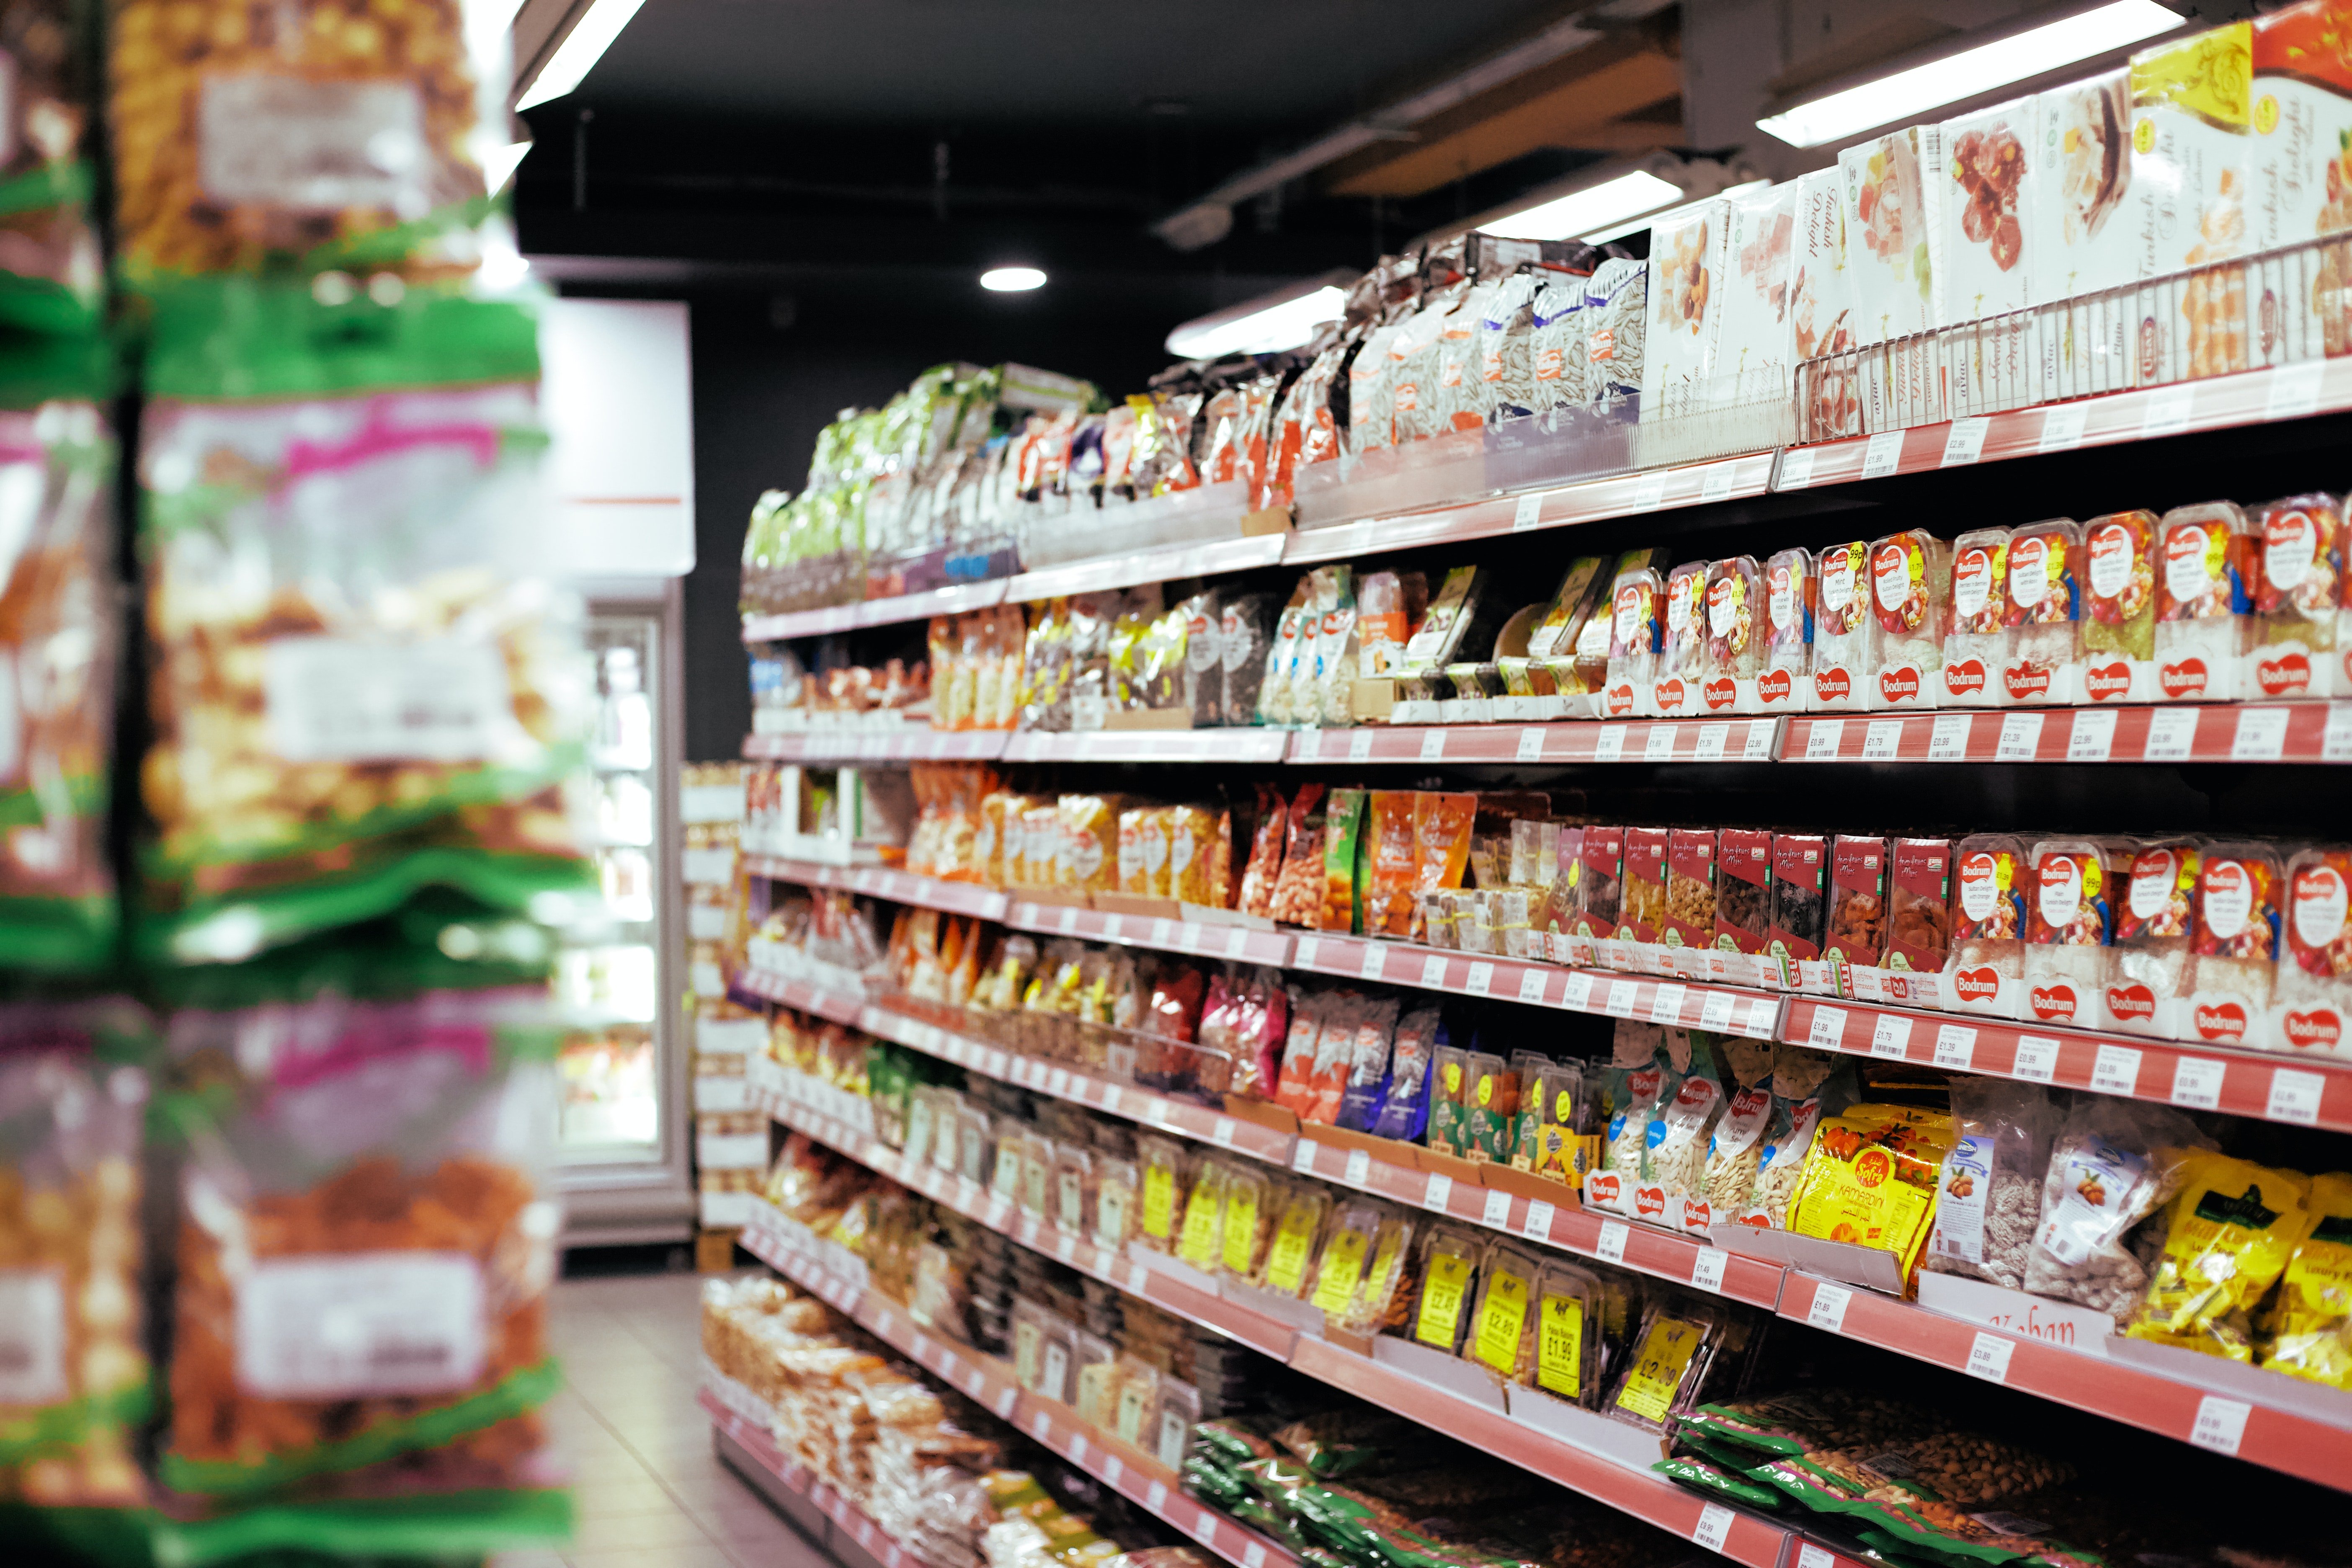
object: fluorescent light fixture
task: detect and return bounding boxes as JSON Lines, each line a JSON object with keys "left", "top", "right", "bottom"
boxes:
{"left": 1166, "top": 273, "right": 1351, "bottom": 359}
{"left": 1757, "top": 0, "right": 2184, "bottom": 147}
{"left": 483, "top": 141, "right": 532, "bottom": 193}
{"left": 1582, "top": 178, "right": 1772, "bottom": 244}
{"left": 515, "top": 0, "right": 649, "bottom": 110}
{"left": 980, "top": 266, "right": 1047, "bottom": 292}
{"left": 1478, "top": 170, "right": 1686, "bottom": 242}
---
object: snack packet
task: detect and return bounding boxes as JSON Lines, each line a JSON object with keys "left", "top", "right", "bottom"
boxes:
{"left": 1760, "top": 547, "right": 1813, "bottom": 712}
{"left": 2280, "top": 846, "right": 2352, "bottom": 1058}
{"left": 2003, "top": 516, "right": 2084, "bottom": 704}
{"left": 2081, "top": 508, "right": 2161, "bottom": 702}
{"left": 1945, "top": 833, "right": 2029, "bottom": 1019}
{"left": 2153, "top": 500, "right": 2255, "bottom": 702}
{"left": 2106, "top": 838, "right": 2199, "bottom": 1038}
{"left": 1810, "top": 541, "right": 1870, "bottom": 711}
{"left": 2126, "top": 1151, "right": 2311, "bottom": 1361}
{"left": 2248, "top": 492, "right": 2344, "bottom": 699}
{"left": 1943, "top": 526, "right": 2010, "bottom": 707}
{"left": 2263, "top": 1171, "right": 2352, "bottom": 1388}
{"left": 1865, "top": 529, "right": 1949, "bottom": 709}
{"left": 2185, "top": 840, "right": 2283, "bottom": 1050}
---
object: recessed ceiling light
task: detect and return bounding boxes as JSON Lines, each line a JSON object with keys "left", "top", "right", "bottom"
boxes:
{"left": 981, "top": 266, "right": 1047, "bottom": 292}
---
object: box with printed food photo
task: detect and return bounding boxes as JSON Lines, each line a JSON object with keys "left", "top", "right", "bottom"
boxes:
{"left": 2035, "top": 71, "right": 2138, "bottom": 395}
{"left": 1933, "top": 97, "right": 2039, "bottom": 415}
{"left": 2129, "top": 23, "right": 2256, "bottom": 384}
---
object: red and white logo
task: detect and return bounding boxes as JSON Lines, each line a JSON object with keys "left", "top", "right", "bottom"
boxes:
{"left": 1953, "top": 966, "right": 2001, "bottom": 1003}
{"left": 1655, "top": 677, "right": 1687, "bottom": 712}
{"left": 1679, "top": 1195, "right": 1714, "bottom": 1232}
{"left": 2105, "top": 983, "right": 2156, "bottom": 1022}
{"left": 2255, "top": 651, "right": 2311, "bottom": 697}
{"left": 1703, "top": 677, "right": 1738, "bottom": 710}
{"left": 2159, "top": 658, "right": 2210, "bottom": 699}
{"left": 1605, "top": 684, "right": 1636, "bottom": 717}
{"left": 2194, "top": 1001, "right": 2250, "bottom": 1042}
{"left": 2084, "top": 661, "right": 2133, "bottom": 701}
{"left": 2284, "top": 1009, "right": 2344, "bottom": 1050}
{"left": 1815, "top": 666, "right": 1852, "bottom": 703}
{"left": 2002, "top": 663, "right": 2052, "bottom": 700}
{"left": 1879, "top": 666, "right": 1921, "bottom": 703}
{"left": 1945, "top": 659, "right": 1988, "bottom": 698}
{"left": 1633, "top": 1184, "right": 1667, "bottom": 1219}
{"left": 1759, "top": 668, "right": 1794, "bottom": 705}
{"left": 1586, "top": 1171, "right": 1622, "bottom": 1207}
{"left": 2029, "top": 983, "right": 2079, "bottom": 1022}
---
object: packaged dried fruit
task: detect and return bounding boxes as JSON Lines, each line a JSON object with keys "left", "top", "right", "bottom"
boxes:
{"left": 2127, "top": 1151, "right": 2311, "bottom": 1361}
{"left": 2080, "top": 509, "right": 2160, "bottom": 701}
{"left": 1823, "top": 836, "right": 1887, "bottom": 998}
{"left": 2263, "top": 1171, "right": 2352, "bottom": 1388}
{"left": 1945, "top": 833, "right": 2029, "bottom": 1019}
{"left": 1789, "top": 1104, "right": 1950, "bottom": 1285}
{"left": 2106, "top": 838, "right": 2199, "bottom": 1038}
{"left": 1653, "top": 560, "right": 1709, "bottom": 717}
{"left": 137, "top": 302, "right": 594, "bottom": 964}
{"left": 2249, "top": 492, "right": 2345, "bottom": 699}
{"left": 2185, "top": 841, "right": 2283, "bottom": 1050}
{"left": 1714, "top": 828, "right": 1773, "bottom": 987}
{"left": 1166, "top": 805, "right": 1219, "bottom": 907}
{"left": 1767, "top": 832, "right": 1830, "bottom": 993}
{"left": 2153, "top": 500, "right": 2255, "bottom": 701}
{"left": 1923, "top": 1077, "right": 2058, "bottom": 1290}
{"left": 1525, "top": 1262, "right": 1606, "bottom": 1407}
{"left": 159, "top": 980, "right": 562, "bottom": 1498}
{"left": 2022, "top": 837, "right": 2122, "bottom": 1028}
{"left": 1877, "top": 837, "right": 1951, "bottom": 1008}
{"left": 1943, "top": 526, "right": 2010, "bottom": 706}
{"left": 0, "top": 387, "right": 117, "bottom": 971}
{"left": 2280, "top": 846, "right": 2352, "bottom": 1058}
{"left": 2002, "top": 517, "right": 2084, "bottom": 704}
{"left": 1661, "top": 828, "right": 1718, "bottom": 980}
{"left": 1620, "top": 827, "right": 1670, "bottom": 974}
{"left": 1760, "top": 547, "right": 1813, "bottom": 711}
{"left": 1602, "top": 565, "right": 1665, "bottom": 720}
{"left": 1810, "top": 541, "right": 1870, "bottom": 710}
{"left": 1865, "top": 529, "right": 1949, "bottom": 709}
{"left": 1304, "top": 1198, "right": 1380, "bottom": 1326}
{"left": 1700, "top": 555, "right": 1764, "bottom": 714}
{"left": 1607, "top": 1298, "right": 1737, "bottom": 1432}
{"left": 0, "top": 1001, "right": 151, "bottom": 1506}
{"left": 1362, "top": 791, "right": 1419, "bottom": 939}
{"left": 1562, "top": 823, "right": 1624, "bottom": 969}
{"left": 110, "top": 0, "right": 512, "bottom": 285}
{"left": 2023, "top": 1096, "right": 2208, "bottom": 1325}
{"left": 1259, "top": 1184, "right": 1332, "bottom": 1299}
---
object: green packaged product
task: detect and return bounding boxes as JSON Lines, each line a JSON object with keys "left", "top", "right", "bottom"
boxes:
{"left": 1426, "top": 1044, "right": 1472, "bottom": 1157}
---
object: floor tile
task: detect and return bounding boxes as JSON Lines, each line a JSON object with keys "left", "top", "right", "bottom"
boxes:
{"left": 569, "top": 1507, "right": 725, "bottom": 1553}
{"left": 568, "top": 1546, "right": 743, "bottom": 1568}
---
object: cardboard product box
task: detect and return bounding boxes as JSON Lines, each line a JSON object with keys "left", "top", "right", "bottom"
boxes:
{"left": 1715, "top": 182, "right": 1800, "bottom": 404}
{"left": 2129, "top": 23, "right": 2256, "bottom": 384}
{"left": 1641, "top": 197, "right": 1727, "bottom": 423}
{"left": 1933, "top": 96, "right": 2039, "bottom": 415}
{"left": 2251, "top": 0, "right": 2352, "bottom": 361}
{"left": 1790, "top": 167, "right": 1863, "bottom": 436}
{"left": 1840, "top": 129, "right": 1937, "bottom": 348}
{"left": 2035, "top": 71, "right": 2140, "bottom": 395}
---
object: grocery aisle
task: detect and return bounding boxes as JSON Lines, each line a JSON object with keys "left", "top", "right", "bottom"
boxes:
{"left": 508, "top": 1271, "right": 831, "bottom": 1568}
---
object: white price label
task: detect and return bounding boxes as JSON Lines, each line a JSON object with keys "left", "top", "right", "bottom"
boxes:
{"left": 1745, "top": 998, "right": 1779, "bottom": 1038}
{"left": 2092, "top": 1043, "right": 2142, "bottom": 1095}
{"left": 1596, "top": 1220, "right": 1630, "bottom": 1263}
{"left": 1361, "top": 944, "right": 1388, "bottom": 980}
{"left": 1483, "top": 1188, "right": 1514, "bottom": 1227}
{"left": 1700, "top": 463, "right": 1736, "bottom": 502}
{"left": 2039, "top": 401, "right": 2088, "bottom": 452}
{"left": 1030, "top": 1410, "right": 1053, "bottom": 1440}
{"left": 1467, "top": 962, "right": 1496, "bottom": 996}
{"left": 1517, "top": 726, "right": 1547, "bottom": 761}
{"left": 1929, "top": 713, "right": 1972, "bottom": 761}
{"left": 236, "top": 1254, "right": 485, "bottom": 1399}
{"left": 1650, "top": 983, "right": 1687, "bottom": 1024}
{"left": 1809, "top": 1006, "right": 1849, "bottom": 1048}
{"left": 1148, "top": 1481, "right": 1169, "bottom": 1512}
{"left": 1593, "top": 726, "right": 1626, "bottom": 761}
{"left": 1745, "top": 719, "right": 1777, "bottom": 758}
{"left": 1348, "top": 730, "right": 1374, "bottom": 762}
{"left": 2267, "top": 1067, "right": 2324, "bottom": 1125}
{"left": 2325, "top": 704, "right": 2352, "bottom": 761}
{"left": 1694, "top": 722, "right": 1730, "bottom": 761}
{"left": 1805, "top": 720, "right": 1846, "bottom": 759}
{"left": 1292, "top": 1141, "right": 1319, "bottom": 1174}
{"left": 993, "top": 1385, "right": 1019, "bottom": 1418}
{"left": 1524, "top": 1199, "right": 1556, "bottom": 1240}
{"left": 1421, "top": 954, "right": 1450, "bottom": 987}
{"left": 1645, "top": 724, "right": 1679, "bottom": 761}
{"left": 1862, "top": 429, "right": 1905, "bottom": 478}
{"left": 2144, "top": 707, "right": 2199, "bottom": 761}
{"left": 1213, "top": 1117, "right": 1238, "bottom": 1148}
{"left": 2189, "top": 1394, "right": 2251, "bottom": 1456}
{"left": 1103, "top": 1456, "right": 1123, "bottom": 1488}
{"left": 1048, "top": 1068, "right": 1072, "bottom": 1097}
{"left": 2232, "top": 708, "right": 2290, "bottom": 761}
{"left": 1633, "top": 474, "right": 1667, "bottom": 509}
{"left": 1965, "top": 1331, "right": 2016, "bottom": 1384}
{"left": 1604, "top": 980, "right": 1639, "bottom": 1017}
{"left": 1193, "top": 1514, "right": 1221, "bottom": 1546}
{"left": 1808, "top": 1282, "right": 1852, "bottom": 1332}
{"left": 1863, "top": 719, "right": 1904, "bottom": 760}
{"left": 1700, "top": 991, "right": 1736, "bottom": 1030}
{"left": 2266, "top": 357, "right": 2327, "bottom": 420}
{"left": 1870, "top": 1014, "right": 1913, "bottom": 1058}
{"left": 1691, "top": 1247, "right": 1728, "bottom": 1294}
{"left": 1420, "top": 730, "right": 1448, "bottom": 761}
{"left": 1424, "top": 1173, "right": 1453, "bottom": 1212}
{"left": 1151, "top": 918, "right": 1174, "bottom": 948}
{"left": 1518, "top": 968, "right": 1550, "bottom": 1004}
{"left": 2067, "top": 707, "right": 2117, "bottom": 761}
{"left": 1102, "top": 915, "right": 1125, "bottom": 941}
{"left": 2143, "top": 382, "right": 2196, "bottom": 438}
{"left": 2171, "top": 1057, "right": 2226, "bottom": 1110}
{"left": 1513, "top": 492, "right": 1546, "bottom": 531}
{"left": 1996, "top": 711, "right": 2045, "bottom": 761}
{"left": 1779, "top": 447, "right": 1817, "bottom": 490}
{"left": 1941, "top": 415, "right": 1991, "bottom": 466}
{"left": 1799, "top": 1546, "right": 1836, "bottom": 1568}
{"left": 1693, "top": 1503, "right": 1735, "bottom": 1554}
{"left": 2012, "top": 1035, "right": 2060, "bottom": 1083}
{"left": 1226, "top": 928, "right": 1252, "bottom": 959}
{"left": 1933, "top": 1024, "right": 1977, "bottom": 1070}
{"left": 1560, "top": 973, "right": 1595, "bottom": 1008}
{"left": 1245, "top": 1545, "right": 1268, "bottom": 1568}
{"left": 1295, "top": 938, "right": 1320, "bottom": 968}
{"left": 1345, "top": 1149, "right": 1372, "bottom": 1187}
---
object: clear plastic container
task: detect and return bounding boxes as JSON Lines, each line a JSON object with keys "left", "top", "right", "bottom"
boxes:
{"left": 2081, "top": 509, "right": 2161, "bottom": 703}
{"left": 1945, "top": 832, "right": 2030, "bottom": 1019}
{"left": 1810, "top": 541, "right": 1870, "bottom": 710}
{"left": 2249, "top": 493, "right": 2344, "bottom": 699}
{"left": 1944, "top": 526, "right": 2011, "bottom": 707}
{"left": 2003, "top": 517, "right": 2084, "bottom": 705}
{"left": 2107, "top": 838, "right": 2200, "bottom": 1039}
{"left": 2022, "top": 837, "right": 2124, "bottom": 1029}
{"left": 1865, "top": 529, "right": 1951, "bottom": 708}
{"left": 1603, "top": 567, "right": 1665, "bottom": 719}
{"left": 2280, "top": 847, "right": 2352, "bottom": 1060}
{"left": 1703, "top": 555, "right": 1765, "bottom": 714}
{"left": 1760, "top": 547, "right": 1813, "bottom": 711}
{"left": 2153, "top": 500, "right": 2255, "bottom": 702}
{"left": 1656, "top": 561, "right": 1709, "bottom": 717}
{"left": 2187, "top": 841, "right": 2285, "bottom": 1050}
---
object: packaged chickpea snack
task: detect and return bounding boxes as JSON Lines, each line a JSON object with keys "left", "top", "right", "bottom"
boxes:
{"left": 109, "top": 0, "right": 514, "bottom": 287}
{"left": 137, "top": 296, "right": 596, "bottom": 964}
{"left": 155, "top": 973, "right": 565, "bottom": 1503}
{"left": 0, "top": 1001, "right": 152, "bottom": 1508}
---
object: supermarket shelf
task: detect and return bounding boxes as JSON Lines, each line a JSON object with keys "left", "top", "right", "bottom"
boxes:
{"left": 732, "top": 967, "right": 868, "bottom": 1026}
{"left": 1002, "top": 728, "right": 1293, "bottom": 763}
{"left": 1774, "top": 357, "right": 2352, "bottom": 494}
{"left": 1005, "top": 900, "right": 1296, "bottom": 967}
{"left": 744, "top": 857, "right": 1011, "bottom": 921}
{"left": 1775, "top": 1273, "right": 2352, "bottom": 1495}
{"left": 1286, "top": 718, "right": 1784, "bottom": 766}
{"left": 1782, "top": 704, "right": 2352, "bottom": 765}
{"left": 733, "top": 1196, "right": 1300, "bottom": 1568}
{"left": 705, "top": 1390, "right": 917, "bottom": 1568}
{"left": 742, "top": 729, "right": 1011, "bottom": 763}
{"left": 1787, "top": 997, "right": 2352, "bottom": 1135}
{"left": 1287, "top": 933, "right": 1785, "bottom": 1042}
{"left": 740, "top": 579, "right": 1011, "bottom": 645}
{"left": 1007, "top": 532, "right": 1291, "bottom": 603}
{"left": 1280, "top": 452, "right": 1778, "bottom": 569}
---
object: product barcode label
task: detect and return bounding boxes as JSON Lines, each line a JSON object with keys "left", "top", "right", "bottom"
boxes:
{"left": 238, "top": 1253, "right": 485, "bottom": 1399}
{"left": 1193, "top": 1511, "right": 1221, "bottom": 1545}
{"left": 1861, "top": 429, "right": 1904, "bottom": 478}
{"left": 1517, "top": 726, "right": 1547, "bottom": 761}
{"left": 1700, "top": 991, "right": 1736, "bottom": 1030}
{"left": 1151, "top": 918, "right": 1174, "bottom": 948}
{"left": 2170, "top": 1057, "right": 2226, "bottom": 1110}
{"left": 1420, "top": 730, "right": 1447, "bottom": 761}
{"left": 1361, "top": 945, "right": 1387, "bottom": 980}
{"left": 1745, "top": 998, "right": 1779, "bottom": 1038}
{"left": 1692, "top": 1503, "right": 1735, "bottom": 1553}
{"left": 2067, "top": 707, "right": 2117, "bottom": 760}
{"left": 1596, "top": 1220, "right": 1629, "bottom": 1263}
{"left": 1941, "top": 416, "right": 1990, "bottom": 466}
{"left": 2012, "top": 1035, "right": 2060, "bottom": 1083}
{"left": 1483, "top": 1188, "right": 1514, "bottom": 1227}
{"left": 2266, "top": 357, "right": 2327, "bottom": 420}
{"left": 1212, "top": 1117, "right": 1237, "bottom": 1148}
{"left": 2231, "top": 708, "right": 2289, "bottom": 761}
{"left": 1690, "top": 1247, "right": 1728, "bottom": 1294}
{"left": 1632, "top": 474, "right": 1667, "bottom": 509}
{"left": 1799, "top": 1545, "right": 1836, "bottom": 1568}
{"left": 1870, "top": 1014, "right": 1913, "bottom": 1058}
{"left": 2189, "top": 1394, "right": 2251, "bottom": 1456}
{"left": 1965, "top": 1331, "right": 2015, "bottom": 1383}
{"left": 1344, "top": 1149, "right": 1372, "bottom": 1186}
{"left": 1513, "top": 493, "right": 1545, "bottom": 531}
{"left": 1292, "top": 1142, "right": 1319, "bottom": 1173}
{"left": 2267, "top": 1067, "right": 2324, "bottom": 1125}
{"left": 1806, "top": 720, "right": 1845, "bottom": 759}
{"left": 1102, "top": 915, "right": 1124, "bottom": 941}
{"left": 1694, "top": 722, "right": 1729, "bottom": 761}
{"left": 1807, "top": 1282, "right": 1852, "bottom": 1332}
{"left": 2091, "top": 1043, "right": 2142, "bottom": 1094}
{"left": 1650, "top": 983, "right": 1686, "bottom": 1024}
{"left": 1933, "top": 1024, "right": 1977, "bottom": 1070}
{"left": 1148, "top": 1480, "right": 1169, "bottom": 1511}
{"left": 1929, "top": 714, "right": 1972, "bottom": 760}
{"left": 1809, "top": 1006, "right": 1849, "bottom": 1048}
{"left": 2324, "top": 705, "right": 2352, "bottom": 761}
{"left": 1424, "top": 1173, "right": 1452, "bottom": 1212}
{"left": 1996, "top": 711, "right": 2044, "bottom": 760}
{"left": 1863, "top": 720, "right": 1903, "bottom": 760}
{"left": 2143, "top": 383, "right": 2196, "bottom": 438}
{"left": 1700, "top": 463, "right": 1736, "bottom": 502}
{"left": 2039, "top": 401, "right": 2088, "bottom": 452}
{"left": 1744, "top": 719, "right": 1777, "bottom": 758}
{"left": 1058, "top": 906, "right": 1079, "bottom": 933}
{"left": 1645, "top": 724, "right": 1679, "bottom": 761}
{"left": 1604, "top": 980, "right": 1639, "bottom": 1016}
{"left": 1778, "top": 447, "right": 1816, "bottom": 489}
{"left": 1244, "top": 1544, "right": 1267, "bottom": 1568}
{"left": 1524, "top": 1199, "right": 1555, "bottom": 1240}
{"left": 265, "top": 635, "right": 515, "bottom": 763}
{"left": 1592, "top": 725, "right": 1626, "bottom": 761}
{"left": 1518, "top": 969, "right": 1549, "bottom": 1004}
{"left": 1421, "top": 954, "right": 1449, "bottom": 986}
{"left": 2144, "top": 708, "right": 2199, "bottom": 761}
{"left": 1467, "top": 962, "right": 1495, "bottom": 996}
{"left": 1102, "top": 1455, "right": 1123, "bottom": 1488}
{"left": 1348, "top": 730, "right": 1374, "bottom": 761}
{"left": 1294, "top": 938, "right": 1319, "bottom": 968}
{"left": 1560, "top": 973, "right": 1594, "bottom": 1008}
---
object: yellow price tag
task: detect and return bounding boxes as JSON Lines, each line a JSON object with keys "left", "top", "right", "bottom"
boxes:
{"left": 1537, "top": 1292, "right": 1585, "bottom": 1398}
{"left": 1221, "top": 1191, "right": 1260, "bottom": 1277}
{"left": 1141, "top": 1164, "right": 1176, "bottom": 1239}
{"left": 1476, "top": 1074, "right": 1493, "bottom": 1107}
{"left": 1179, "top": 1185, "right": 1222, "bottom": 1266}
{"left": 1310, "top": 1230, "right": 1368, "bottom": 1315}
{"left": 1416, "top": 1253, "right": 1474, "bottom": 1349}
{"left": 1555, "top": 1088, "right": 1574, "bottom": 1124}
{"left": 1266, "top": 1202, "right": 1320, "bottom": 1294}
{"left": 1473, "top": 1267, "right": 1531, "bottom": 1372}
{"left": 1615, "top": 1315, "right": 1704, "bottom": 1423}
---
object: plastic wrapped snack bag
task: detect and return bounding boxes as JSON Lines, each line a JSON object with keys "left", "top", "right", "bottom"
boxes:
{"left": 1923, "top": 1078, "right": 2057, "bottom": 1290}
{"left": 1767, "top": 832, "right": 1829, "bottom": 993}
{"left": 2126, "top": 1151, "right": 2311, "bottom": 1361}
{"left": 1945, "top": 833, "right": 2029, "bottom": 1019}
{"left": 2153, "top": 500, "right": 2254, "bottom": 701}
{"left": 1602, "top": 565, "right": 1664, "bottom": 720}
{"left": 2003, "top": 517, "right": 2083, "bottom": 704}
{"left": 1943, "top": 526, "right": 2010, "bottom": 707}
{"left": 2263, "top": 1172, "right": 2352, "bottom": 1388}
{"left": 2022, "top": 837, "right": 2120, "bottom": 1029}
{"left": 2185, "top": 840, "right": 2283, "bottom": 1051}
{"left": 1809, "top": 541, "right": 1869, "bottom": 711}
{"left": 2249, "top": 492, "right": 2345, "bottom": 699}
{"left": 2280, "top": 847, "right": 2352, "bottom": 1059}
{"left": 1865, "top": 529, "right": 1949, "bottom": 709}
{"left": 2023, "top": 1097, "right": 2208, "bottom": 1327}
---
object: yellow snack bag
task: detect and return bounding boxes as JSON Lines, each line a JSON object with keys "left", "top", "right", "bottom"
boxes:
{"left": 1060, "top": 794, "right": 1122, "bottom": 894}
{"left": 1166, "top": 805, "right": 1220, "bottom": 905}
{"left": 1787, "top": 1107, "right": 1951, "bottom": 1285}
{"left": 2128, "top": 1153, "right": 2311, "bottom": 1361}
{"left": 2263, "top": 1172, "right": 2352, "bottom": 1387}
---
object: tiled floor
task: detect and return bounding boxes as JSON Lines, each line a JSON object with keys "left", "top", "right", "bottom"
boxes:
{"left": 494, "top": 1268, "right": 836, "bottom": 1568}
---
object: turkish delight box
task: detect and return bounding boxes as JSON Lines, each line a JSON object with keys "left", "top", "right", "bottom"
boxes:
{"left": 2034, "top": 71, "right": 2138, "bottom": 395}
{"left": 2128, "top": 23, "right": 2256, "bottom": 384}
{"left": 1933, "top": 96, "right": 2039, "bottom": 415}
{"left": 1642, "top": 199, "right": 1725, "bottom": 423}
{"left": 1790, "top": 167, "right": 1861, "bottom": 437}
{"left": 2251, "top": 2, "right": 2352, "bottom": 360}
{"left": 1715, "top": 182, "right": 1800, "bottom": 404}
